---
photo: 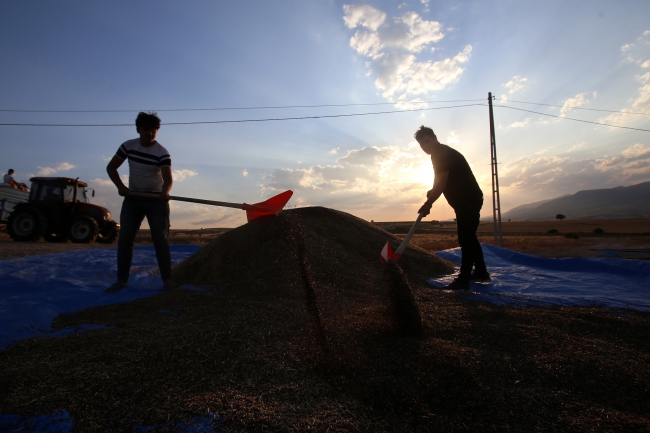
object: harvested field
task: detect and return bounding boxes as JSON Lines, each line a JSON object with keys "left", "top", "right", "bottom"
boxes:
{"left": 375, "top": 218, "right": 650, "bottom": 260}
{"left": 0, "top": 209, "right": 649, "bottom": 432}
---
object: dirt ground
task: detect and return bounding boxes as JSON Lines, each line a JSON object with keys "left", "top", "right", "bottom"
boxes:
{"left": 2, "top": 218, "right": 648, "bottom": 261}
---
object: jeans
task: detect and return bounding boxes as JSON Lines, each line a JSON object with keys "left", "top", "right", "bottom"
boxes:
{"left": 117, "top": 195, "right": 171, "bottom": 282}
{"left": 455, "top": 201, "right": 487, "bottom": 280}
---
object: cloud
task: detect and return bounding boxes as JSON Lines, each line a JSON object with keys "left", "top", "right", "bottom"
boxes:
{"left": 172, "top": 169, "right": 198, "bottom": 182}
{"left": 343, "top": 4, "right": 386, "bottom": 31}
{"left": 568, "top": 142, "right": 585, "bottom": 152}
{"left": 602, "top": 40, "right": 650, "bottom": 126}
{"left": 88, "top": 178, "right": 114, "bottom": 187}
{"left": 242, "top": 169, "right": 249, "bottom": 177}
{"left": 499, "top": 144, "right": 650, "bottom": 196}
{"left": 599, "top": 30, "right": 650, "bottom": 126}
{"left": 337, "top": 145, "right": 395, "bottom": 166}
{"left": 330, "top": 147, "right": 341, "bottom": 154}
{"left": 622, "top": 143, "right": 650, "bottom": 158}
{"left": 559, "top": 92, "right": 592, "bottom": 117}
{"left": 260, "top": 141, "right": 441, "bottom": 219}
{"left": 510, "top": 118, "right": 531, "bottom": 128}
{"left": 343, "top": 4, "right": 471, "bottom": 102}
{"left": 37, "top": 162, "right": 75, "bottom": 176}
{"left": 168, "top": 202, "right": 244, "bottom": 227}
{"left": 503, "top": 76, "right": 528, "bottom": 95}
{"left": 190, "top": 215, "right": 236, "bottom": 226}
{"left": 446, "top": 131, "right": 460, "bottom": 145}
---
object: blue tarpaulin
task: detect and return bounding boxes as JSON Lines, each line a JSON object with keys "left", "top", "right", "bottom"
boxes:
{"left": 0, "top": 245, "right": 202, "bottom": 350}
{"left": 431, "top": 245, "right": 650, "bottom": 311}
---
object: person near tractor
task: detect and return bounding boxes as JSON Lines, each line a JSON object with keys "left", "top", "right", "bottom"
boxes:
{"left": 415, "top": 125, "right": 490, "bottom": 290}
{"left": 4, "top": 169, "right": 27, "bottom": 191}
{"left": 105, "top": 112, "right": 178, "bottom": 292}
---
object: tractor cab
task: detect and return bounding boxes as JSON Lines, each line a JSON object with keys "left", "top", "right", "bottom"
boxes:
{"left": 30, "top": 178, "right": 91, "bottom": 203}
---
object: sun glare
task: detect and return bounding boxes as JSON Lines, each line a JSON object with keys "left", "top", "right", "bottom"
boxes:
{"left": 412, "top": 162, "right": 433, "bottom": 187}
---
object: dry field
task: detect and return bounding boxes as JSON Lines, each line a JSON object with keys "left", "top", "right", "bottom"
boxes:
{"left": 376, "top": 217, "right": 650, "bottom": 260}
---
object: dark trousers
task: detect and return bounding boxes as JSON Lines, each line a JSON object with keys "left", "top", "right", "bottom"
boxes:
{"left": 117, "top": 196, "right": 171, "bottom": 282}
{"left": 455, "top": 202, "right": 487, "bottom": 279}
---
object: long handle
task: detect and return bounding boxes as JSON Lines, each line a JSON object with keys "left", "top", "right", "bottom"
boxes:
{"left": 128, "top": 191, "right": 244, "bottom": 209}
{"left": 394, "top": 213, "right": 425, "bottom": 256}
{"left": 128, "top": 191, "right": 286, "bottom": 213}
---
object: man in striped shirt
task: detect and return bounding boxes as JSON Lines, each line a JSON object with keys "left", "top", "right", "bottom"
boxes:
{"left": 105, "top": 112, "right": 176, "bottom": 292}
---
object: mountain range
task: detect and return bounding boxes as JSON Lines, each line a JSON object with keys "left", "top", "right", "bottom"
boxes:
{"left": 500, "top": 181, "right": 650, "bottom": 220}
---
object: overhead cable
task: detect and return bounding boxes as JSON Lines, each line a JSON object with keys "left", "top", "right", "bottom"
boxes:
{"left": 495, "top": 105, "right": 650, "bottom": 133}
{"left": 496, "top": 99, "right": 650, "bottom": 116}
{"left": 0, "top": 99, "right": 484, "bottom": 113}
{"left": 0, "top": 103, "right": 485, "bottom": 127}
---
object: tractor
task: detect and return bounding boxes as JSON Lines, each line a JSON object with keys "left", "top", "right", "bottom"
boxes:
{"left": 6, "top": 177, "right": 119, "bottom": 243}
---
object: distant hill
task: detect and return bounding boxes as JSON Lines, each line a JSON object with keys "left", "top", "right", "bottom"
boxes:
{"left": 501, "top": 182, "right": 650, "bottom": 220}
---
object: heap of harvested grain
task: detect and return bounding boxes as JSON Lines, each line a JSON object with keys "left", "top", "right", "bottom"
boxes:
{"left": 174, "top": 206, "right": 453, "bottom": 348}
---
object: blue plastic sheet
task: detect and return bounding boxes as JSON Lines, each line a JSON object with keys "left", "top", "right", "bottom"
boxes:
{"left": 430, "top": 245, "right": 650, "bottom": 311}
{"left": 0, "top": 245, "right": 202, "bottom": 350}
{"left": 0, "top": 411, "right": 74, "bottom": 433}
{"left": 0, "top": 410, "right": 224, "bottom": 433}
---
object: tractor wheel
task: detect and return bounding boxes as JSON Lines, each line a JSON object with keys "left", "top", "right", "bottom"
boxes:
{"left": 7, "top": 206, "right": 48, "bottom": 241}
{"left": 68, "top": 216, "right": 99, "bottom": 243}
{"left": 96, "top": 226, "right": 119, "bottom": 244}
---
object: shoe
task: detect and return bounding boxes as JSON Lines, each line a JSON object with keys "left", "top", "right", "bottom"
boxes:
{"left": 162, "top": 280, "right": 180, "bottom": 291}
{"left": 106, "top": 281, "right": 128, "bottom": 293}
{"left": 469, "top": 269, "right": 491, "bottom": 282}
{"left": 443, "top": 277, "right": 471, "bottom": 291}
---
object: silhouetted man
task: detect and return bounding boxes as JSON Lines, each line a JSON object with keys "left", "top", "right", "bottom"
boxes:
{"left": 415, "top": 126, "right": 490, "bottom": 290}
{"left": 105, "top": 112, "right": 176, "bottom": 292}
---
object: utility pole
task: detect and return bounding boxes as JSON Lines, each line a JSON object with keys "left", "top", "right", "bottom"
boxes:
{"left": 488, "top": 92, "right": 503, "bottom": 247}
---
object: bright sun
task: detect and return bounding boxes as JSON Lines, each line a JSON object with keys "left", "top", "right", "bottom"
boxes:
{"left": 412, "top": 162, "right": 433, "bottom": 187}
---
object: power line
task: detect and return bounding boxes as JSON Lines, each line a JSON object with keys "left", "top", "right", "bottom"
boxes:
{"left": 1, "top": 101, "right": 647, "bottom": 132}
{"left": 3, "top": 98, "right": 647, "bottom": 117}
{"left": 0, "top": 103, "right": 485, "bottom": 127}
{"left": 496, "top": 99, "right": 650, "bottom": 116}
{"left": 0, "top": 99, "right": 485, "bottom": 114}
{"left": 495, "top": 105, "right": 650, "bottom": 133}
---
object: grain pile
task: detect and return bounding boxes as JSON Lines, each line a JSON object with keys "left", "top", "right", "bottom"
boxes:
{"left": 173, "top": 206, "right": 451, "bottom": 350}
{"left": 1, "top": 207, "right": 649, "bottom": 432}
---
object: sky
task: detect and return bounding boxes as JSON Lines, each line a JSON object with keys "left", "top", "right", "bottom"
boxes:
{"left": 1, "top": 0, "right": 649, "bottom": 228}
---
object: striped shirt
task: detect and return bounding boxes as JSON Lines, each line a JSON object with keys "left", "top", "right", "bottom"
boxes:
{"left": 115, "top": 138, "right": 171, "bottom": 192}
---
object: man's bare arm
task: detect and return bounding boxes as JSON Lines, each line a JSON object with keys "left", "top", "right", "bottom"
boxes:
{"left": 160, "top": 166, "right": 173, "bottom": 200}
{"left": 106, "top": 155, "right": 130, "bottom": 196}
{"left": 426, "top": 171, "right": 449, "bottom": 204}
